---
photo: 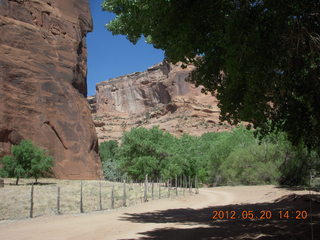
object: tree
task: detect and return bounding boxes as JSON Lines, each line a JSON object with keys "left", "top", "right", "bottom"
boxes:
{"left": 98, "top": 126, "right": 319, "bottom": 186}
{"left": 0, "top": 140, "right": 53, "bottom": 184}
{"left": 116, "top": 126, "right": 173, "bottom": 181}
{"left": 0, "top": 155, "right": 25, "bottom": 185}
{"left": 102, "top": 0, "right": 320, "bottom": 151}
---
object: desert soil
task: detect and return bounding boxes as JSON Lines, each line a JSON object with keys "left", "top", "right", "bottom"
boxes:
{"left": 0, "top": 185, "right": 319, "bottom": 240}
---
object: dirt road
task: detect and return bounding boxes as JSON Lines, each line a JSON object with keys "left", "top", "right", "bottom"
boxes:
{"left": 0, "top": 186, "right": 319, "bottom": 240}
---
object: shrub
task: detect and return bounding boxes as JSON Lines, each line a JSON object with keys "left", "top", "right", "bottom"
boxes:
{"left": 219, "top": 144, "right": 282, "bottom": 185}
{"left": 278, "top": 144, "right": 319, "bottom": 186}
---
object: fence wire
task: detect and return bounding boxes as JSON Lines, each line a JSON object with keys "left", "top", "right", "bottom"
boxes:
{"left": 0, "top": 176, "right": 198, "bottom": 221}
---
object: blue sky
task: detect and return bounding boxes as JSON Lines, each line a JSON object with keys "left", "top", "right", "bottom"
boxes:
{"left": 87, "top": 0, "right": 164, "bottom": 96}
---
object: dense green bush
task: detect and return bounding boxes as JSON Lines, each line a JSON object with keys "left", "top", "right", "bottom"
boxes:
{"left": 219, "top": 144, "right": 283, "bottom": 185}
{"left": 0, "top": 140, "right": 54, "bottom": 184}
{"left": 99, "top": 126, "right": 319, "bottom": 186}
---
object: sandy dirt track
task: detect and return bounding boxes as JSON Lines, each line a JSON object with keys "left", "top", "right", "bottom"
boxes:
{"left": 0, "top": 185, "right": 319, "bottom": 240}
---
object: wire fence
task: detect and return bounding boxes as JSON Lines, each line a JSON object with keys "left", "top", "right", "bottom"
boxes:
{"left": 0, "top": 175, "right": 199, "bottom": 221}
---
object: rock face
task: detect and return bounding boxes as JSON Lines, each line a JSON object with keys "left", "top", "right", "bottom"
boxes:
{"left": 96, "top": 62, "right": 174, "bottom": 114}
{"left": 0, "top": 0, "right": 102, "bottom": 179}
{"left": 91, "top": 62, "right": 231, "bottom": 142}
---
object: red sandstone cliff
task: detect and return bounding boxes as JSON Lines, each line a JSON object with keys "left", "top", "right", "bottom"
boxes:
{"left": 0, "top": 0, "right": 102, "bottom": 179}
{"left": 90, "top": 62, "right": 231, "bottom": 142}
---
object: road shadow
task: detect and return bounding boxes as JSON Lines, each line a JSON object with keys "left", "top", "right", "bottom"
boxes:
{"left": 119, "top": 194, "right": 320, "bottom": 240}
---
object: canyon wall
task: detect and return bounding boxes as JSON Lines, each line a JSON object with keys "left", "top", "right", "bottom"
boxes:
{"left": 0, "top": 0, "right": 102, "bottom": 179}
{"left": 92, "top": 62, "right": 230, "bottom": 141}
{"left": 95, "top": 62, "right": 194, "bottom": 114}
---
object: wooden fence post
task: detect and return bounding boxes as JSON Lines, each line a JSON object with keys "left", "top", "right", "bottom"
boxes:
{"left": 178, "top": 176, "right": 181, "bottom": 195}
{"left": 80, "top": 181, "right": 84, "bottom": 213}
{"left": 111, "top": 184, "right": 115, "bottom": 209}
{"left": 99, "top": 181, "right": 103, "bottom": 210}
{"left": 195, "top": 176, "right": 199, "bottom": 194}
{"left": 123, "top": 178, "right": 127, "bottom": 207}
{"left": 144, "top": 174, "right": 148, "bottom": 202}
{"left": 175, "top": 175, "right": 178, "bottom": 196}
{"left": 158, "top": 178, "right": 161, "bottom": 199}
{"left": 183, "top": 175, "right": 186, "bottom": 196}
{"left": 151, "top": 180, "right": 154, "bottom": 200}
{"left": 57, "top": 186, "right": 61, "bottom": 215}
{"left": 30, "top": 183, "right": 34, "bottom": 218}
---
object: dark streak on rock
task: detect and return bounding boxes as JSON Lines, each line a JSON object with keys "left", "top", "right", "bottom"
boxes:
{"left": 44, "top": 121, "right": 68, "bottom": 150}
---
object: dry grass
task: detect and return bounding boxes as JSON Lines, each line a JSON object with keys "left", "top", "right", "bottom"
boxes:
{"left": 0, "top": 178, "right": 192, "bottom": 221}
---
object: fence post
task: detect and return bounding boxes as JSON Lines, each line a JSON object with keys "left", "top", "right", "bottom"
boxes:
{"left": 175, "top": 175, "right": 178, "bottom": 196}
{"left": 30, "top": 183, "right": 34, "bottom": 218}
{"left": 178, "top": 176, "right": 181, "bottom": 195}
{"left": 151, "top": 180, "right": 154, "bottom": 200}
{"left": 123, "top": 178, "right": 127, "bottom": 207}
{"left": 195, "top": 176, "right": 199, "bottom": 194}
{"left": 80, "top": 181, "right": 84, "bottom": 213}
{"left": 57, "top": 186, "right": 61, "bottom": 215}
{"left": 183, "top": 175, "right": 186, "bottom": 196}
{"left": 144, "top": 174, "right": 148, "bottom": 202}
{"left": 181, "top": 175, "right": 183, "bottom": 194}
{"left": 111, "top": 184, "right": 115, "bottom": 209}
{"left": 158, "top": 178, "right": 161, "bottom": 199}
{"left": 99, "top": 181, "right": 103, "bottom": 210}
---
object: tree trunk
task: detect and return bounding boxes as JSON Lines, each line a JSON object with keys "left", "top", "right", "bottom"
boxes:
{"left": 16, "top": 176, "right": 19, "bottom": 185}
